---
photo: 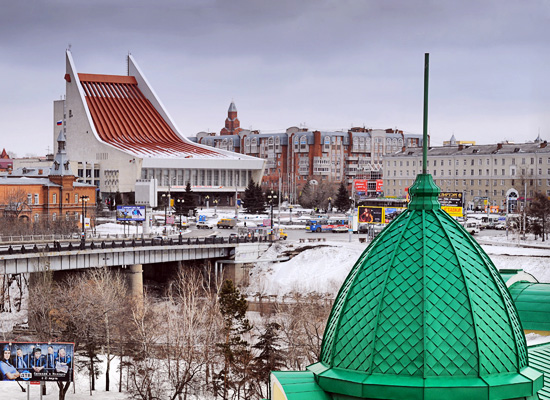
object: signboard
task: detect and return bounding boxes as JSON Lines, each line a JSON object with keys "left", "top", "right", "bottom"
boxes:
{"left": 116, "top": 206, "right": 146, "bottom": 222}
{"left": 375, "top": 179, "right": 383, "bottom": 192}
{"left": 384, "top": 207, "right": 406, "bottom": 223}
{"left": 0, "top": 342, "right": 74, "bottom": 382}
{"left": 166, "top": 216, "right": 175, "bottom": 225}
{"left": 358, "top": 206, "right": 383, "bottom": 223}
{"left": 439, "top": 192, "right": 463, "bottom": 217}
{"left": 354, "top": 180, "right": 368, "bottom": 193}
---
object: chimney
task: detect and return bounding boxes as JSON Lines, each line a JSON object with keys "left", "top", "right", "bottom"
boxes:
{"left": 458, "top": 144, "right": 464, "bottom": 151}
{"left": 38, "top": 169, "right": 43, "bottom": 175}
{"left": 497, "top": 143, "right": 503, "bottom": 150}
{"left": 402, "top": 146, "right": 406, "bottom": 153}
{"left": 541, "top": 141, "right": 547, "bottom": 149}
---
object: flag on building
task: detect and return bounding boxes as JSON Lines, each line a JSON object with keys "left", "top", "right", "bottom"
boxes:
{"left": 57, "top": 120, "right": 63, "bottom": 126}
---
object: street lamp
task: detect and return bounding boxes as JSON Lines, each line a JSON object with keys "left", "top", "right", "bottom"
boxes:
{"left": 162, "top": 193, "right": 169, "bottom": 226}
{"left": 327, "top": 197, "right": 332, "bottom": 213}
{"left": 80, "top": 195, "right": 89, "bottom": 246}
{"left": 205, "top": 195, "right": 210, "bottom": 209}
{"left": 267, "top": 190, "right": 277, "bottom": 238}
{"left": 213, "top": 199, "right": 219, "bottom": 215}
{"left": 176, "top": 198, "right": 184, "bottom": 240}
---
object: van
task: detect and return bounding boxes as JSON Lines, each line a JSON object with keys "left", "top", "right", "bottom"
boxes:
{"left": 461, "top": 221, "right": 480, "bottom": 235}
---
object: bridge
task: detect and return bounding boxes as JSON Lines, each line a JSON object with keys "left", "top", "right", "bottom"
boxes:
{"left": 0, "top": 236, "right": 273, "bottom": 294}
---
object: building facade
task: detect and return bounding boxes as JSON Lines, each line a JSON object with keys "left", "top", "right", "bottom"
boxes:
{"left": 53, "top": 51, "right": 265, "bottom": 206}
{"left": 195, "top": 106, "right": 425, "bottom": 201}
{"left": 0, "top": 133, "right": 96, "bottom": 224}
{"left": 385, "top": 138, "right": 550, "bottom": 211}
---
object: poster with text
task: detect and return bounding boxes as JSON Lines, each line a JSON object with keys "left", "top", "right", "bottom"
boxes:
{"left": 0, "top": 342, "right": 74, "bottom": 382}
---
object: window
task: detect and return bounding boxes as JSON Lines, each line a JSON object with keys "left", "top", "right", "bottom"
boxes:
{"left": 52, "top": 213, "right": 57, "bottom": 221}
{"left": 52, "top": 193, "right": 57, "bottom": 204}
{"left": 27, "top": 193, "right": 32, "bottom": 204}
{"left": 502, "top": 169, "right": 505, "bottom": 175}
{"left": 522, "top": 158, "right": 526, "bottom": 165}
{"left": 34, "top": 194, "right": 39, "bottom": 205}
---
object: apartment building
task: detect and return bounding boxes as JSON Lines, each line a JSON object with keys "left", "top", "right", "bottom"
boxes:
{"left": 195, "top": 103, "right": 424, "bottom": 200}
{"left": 385, "top": 137, "right": 550, "bottom": 211}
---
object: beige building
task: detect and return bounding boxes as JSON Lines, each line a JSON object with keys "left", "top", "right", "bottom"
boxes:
{"left": 385, "top": 138, "right": 550, "bottom": 211}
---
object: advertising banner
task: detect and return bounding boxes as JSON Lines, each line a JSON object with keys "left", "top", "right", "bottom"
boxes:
{"left": 376, "top": 179, "right": 383, "bottom": 192}
{"left": 383, "top": 207, "right": 406, "bottom": 223}
{"left": 358, "top": 206, "right": 383, "bottom": 224}
{"left": 439, "top": 192, "right": 464, "bottom": 217}
{"left": 438, "top": 192, "right": 463, "bottom": 207}
{"left": 354, "top": 180, "right": 368, "bottom": 193}
{"left": 116, "top": 206, "right": 146, "bottom": 222}
{"left": 0, "top": 342, "right": 74, "bottom": 382}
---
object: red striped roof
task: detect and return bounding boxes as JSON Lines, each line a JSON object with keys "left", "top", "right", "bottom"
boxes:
{"left": 78, "top": 73, "right": 225, "bottom": 158}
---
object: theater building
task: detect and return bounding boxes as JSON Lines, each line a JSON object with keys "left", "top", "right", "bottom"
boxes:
{"left": 53, "top": 50, "right": 265, "bottom": 205}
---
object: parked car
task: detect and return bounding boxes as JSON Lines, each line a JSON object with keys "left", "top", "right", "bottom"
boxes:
{"left": 494, "top": 223, "right": 507, "bottom": 230}
{"left": 332, "top": 226, "right": 348, "bottom": 233}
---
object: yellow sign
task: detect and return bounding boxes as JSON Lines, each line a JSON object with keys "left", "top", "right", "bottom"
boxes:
{"left": 442, "top": 206, "right": 463, "bottom": 217}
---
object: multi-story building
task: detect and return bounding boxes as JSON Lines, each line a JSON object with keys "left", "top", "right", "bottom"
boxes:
{"left": 53, "top": 50, "right": 265, "bottom": 206}
{"left": 385, "top": 136, "right": 549, "bottom": 211}
{"left": 195, "top": 103, "right": 424, "bottom": 200}
{"left": 0, "top": 132, "right": 96, "bottom": 224}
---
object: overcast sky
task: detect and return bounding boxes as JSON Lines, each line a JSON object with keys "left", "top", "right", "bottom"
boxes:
{"left": 1, "top": 0, "right": 549, "bottom": 157}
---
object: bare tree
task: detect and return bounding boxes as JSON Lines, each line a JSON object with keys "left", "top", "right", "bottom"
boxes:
{"left": 276, "top": 292, "right": 333, "bottom": 370}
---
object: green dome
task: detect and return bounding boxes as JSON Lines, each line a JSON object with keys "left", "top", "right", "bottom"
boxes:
{"left": 308, "top": 174, "right": 543, "bottom": 400}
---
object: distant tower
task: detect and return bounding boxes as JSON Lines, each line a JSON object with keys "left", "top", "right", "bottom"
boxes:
{"left": 220, "top": 101, "right": 243, "bottom": 136}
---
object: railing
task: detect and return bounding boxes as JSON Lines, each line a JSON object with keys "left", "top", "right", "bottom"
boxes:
{"left": 0, "top": 235, "right": 270, "bottom": 256}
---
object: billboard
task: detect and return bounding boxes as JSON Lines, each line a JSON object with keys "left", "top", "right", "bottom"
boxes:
{"left": 384, "top": 207, "right": 406, "bottom": 223}
{"left": 116, "top": 206, "right": 146, "bottom": 222}
{"left": 376, "top": 179, "right": 383, "bottom": 192}
{"left": 0, "top": 342, "right": 74, "bottom": 382}
{"left": 358, "top": 206, "right": 383, "bottom": 223}
{"left": 439, "top": 192, "right": 463, "bottom": 217}
{"left": 354, "top": 180, "right": 368, "bottom": 193}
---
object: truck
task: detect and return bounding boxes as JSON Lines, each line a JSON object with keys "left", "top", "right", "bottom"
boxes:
{"left": 217, "top": 218, "right": 237, "bottom": 229}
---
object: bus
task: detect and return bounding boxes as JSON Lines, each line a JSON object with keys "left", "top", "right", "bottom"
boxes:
{"left": 357, "top": 198, "right": 408, "bottom": 208}
{"left": 306, "top": 218, "right": 348, "bottom": 233}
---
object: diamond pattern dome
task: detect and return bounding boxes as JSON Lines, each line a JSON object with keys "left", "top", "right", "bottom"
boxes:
{"left": 308, "top": 174, "right": 543, "bottom": 400}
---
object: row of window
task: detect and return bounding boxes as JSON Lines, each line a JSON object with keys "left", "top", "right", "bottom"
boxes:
{"left": 390, "top": 156, "right": 550, "bottom": 168}
{"left": 141, "top": 169, "right": 252, "bottom": 187}
{"left": 26, "top": 193, "right": 89, "bottom": 205}
{"left": 32, "top": 212, "right": 81, "bottom": 222}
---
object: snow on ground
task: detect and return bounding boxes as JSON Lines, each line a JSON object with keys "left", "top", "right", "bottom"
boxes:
{"left": 0, "top": 355, "right": 127, "bottom": 400}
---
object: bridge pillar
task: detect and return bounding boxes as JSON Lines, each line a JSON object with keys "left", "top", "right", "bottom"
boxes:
{"left": 127, "top": 264, "right": 143, "bottom": 297}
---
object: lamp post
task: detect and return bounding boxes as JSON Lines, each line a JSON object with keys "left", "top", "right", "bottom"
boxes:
{"left": 267, "top": 190, "right": 277, "bottom": 239}
{"left": 80, "top": 195, "right": 89, "bottom": 246}
{"left": 162, "top": 194, "right": 168, "bottom": 226}
{"left": 213, "top": 199, "right": 218, "bottom": 216}
{"left": 205, "top": 195, "right": 210, "bottom": 210}
{"left": 176, "top": 198, "right": 184, "bottom": 240}
{"left": 327, "top": 197, "right": 332, "bottom": 214}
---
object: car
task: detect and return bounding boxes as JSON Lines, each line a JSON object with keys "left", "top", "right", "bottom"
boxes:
{"left": 494, "top": 223, "right": 507, "bottom": 230}
{"left": 196, "top": 221, "right": 213, "bottom": 229}
{"left": 332, "top": 226, "right": 348, "bottom": 233}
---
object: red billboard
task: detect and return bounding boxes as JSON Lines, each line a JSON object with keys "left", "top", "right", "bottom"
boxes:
{"left": 355, "top": 180, "right": 368, "bottom": 192}
{"left": 375, "top": 179, "right": 383, "bottom": 192}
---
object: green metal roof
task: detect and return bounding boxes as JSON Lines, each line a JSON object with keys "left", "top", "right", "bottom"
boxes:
{"left": 270, "top": 371, "right": 332, "bottom": 400}
{"left": 509, "top": 282, "right": 550, "bottom": 332}
{"left": 528, "top": 343, "right": 550, "bottom": 400}
{"left": 308, "top": 174, "right": 543, "bottom": 400}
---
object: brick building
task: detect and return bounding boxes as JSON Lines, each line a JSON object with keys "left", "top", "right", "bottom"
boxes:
{"left": 195, "top": 106, "right": 424, "bottom": 201}
{"left": 0, "top": 149, "right": 13, "bottom": 172}
{"left": 0, "top": 132, "right": 96, "bottom": 224}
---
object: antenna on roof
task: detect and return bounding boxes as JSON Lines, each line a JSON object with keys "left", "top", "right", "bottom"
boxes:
{"left": 422, "top": 53, "right": 429, "bottom": 174}
{"left": 67, "top": 43, "right": 72, "bottom": 51}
